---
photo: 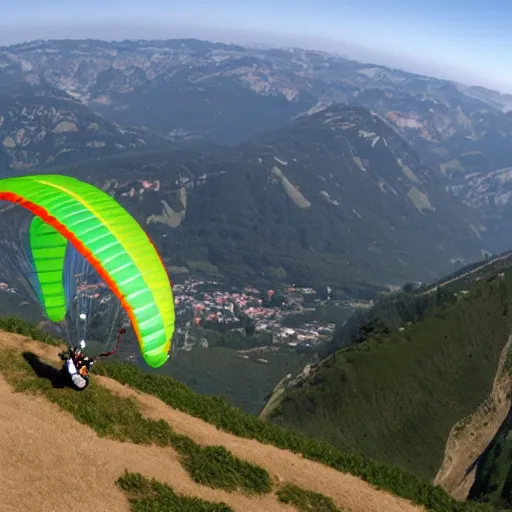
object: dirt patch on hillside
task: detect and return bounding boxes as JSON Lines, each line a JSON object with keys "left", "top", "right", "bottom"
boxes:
{"left": 0, "top": 332, "right": 425, "bottom": 512}
{"left": 433, "top": 334, "right": 512, "bottom": 499}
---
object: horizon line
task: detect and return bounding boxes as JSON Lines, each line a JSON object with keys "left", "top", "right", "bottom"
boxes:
{"left": 2, "top": 34, "right": 511, "bottom": 97}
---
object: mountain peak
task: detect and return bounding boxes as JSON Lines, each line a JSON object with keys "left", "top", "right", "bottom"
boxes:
{"left": 297, "top": 103, "right": 401, "bottom": 145}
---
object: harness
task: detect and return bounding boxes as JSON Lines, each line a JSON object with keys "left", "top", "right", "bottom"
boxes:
{"left": 62, "top": 327, "right": 127, "bottom": 386}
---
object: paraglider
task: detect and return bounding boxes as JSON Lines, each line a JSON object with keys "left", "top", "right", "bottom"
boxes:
{"left": 58, "top": 345, "right": 94, "bottom": 391}
{"left": 0, "top": 174, "right": 175, "bottom": 387}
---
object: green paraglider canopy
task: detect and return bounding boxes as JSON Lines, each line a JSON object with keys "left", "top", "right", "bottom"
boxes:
{"left": 0, "top": 174, "right": 175, "bottom": 368}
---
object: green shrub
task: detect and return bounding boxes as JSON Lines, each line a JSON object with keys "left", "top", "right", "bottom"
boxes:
{"left": 277, "top": 483, "right": 343, "bottom": 512}
{"left": 176, "top": 442, "right": 272, "bottom": 494}
{"left": 117, "top": 471, "right": 233, "bottom": 512}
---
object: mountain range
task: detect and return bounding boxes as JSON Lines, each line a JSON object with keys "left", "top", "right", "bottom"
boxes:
{"left": 3, "top": 38, "right": 510, "bottom": 290}
{"left": 2, "top": 38, "right": 511, "bottom": 179}
{"left": 5, "top": 103, "right": 484, "bottom": 293}
{"left": 0, "top": 93, "right": 173, "bottom": 170}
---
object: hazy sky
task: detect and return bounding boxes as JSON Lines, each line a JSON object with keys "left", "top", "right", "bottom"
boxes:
{"left": 2, "top": 0, "right": 511, "bottom": 92}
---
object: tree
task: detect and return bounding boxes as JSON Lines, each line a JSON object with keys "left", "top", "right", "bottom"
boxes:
{"left": 243, "top": 318, "right": 256, "bottom": 337}
{"left": 402, "top": 282, "right": 414, "bottom": 293}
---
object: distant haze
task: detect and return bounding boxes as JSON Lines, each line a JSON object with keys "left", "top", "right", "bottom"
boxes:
{"left": 2, "top": 0, "right": 512, "bottom": 93}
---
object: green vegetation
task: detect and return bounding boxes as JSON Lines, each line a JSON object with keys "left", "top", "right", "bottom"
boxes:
{"left": 277, "top": 483, "right": 345, "bottom": 512}
{"left": 172, "top": 438, "right": 271, "bottom": 494}
{"left": 418, "top": 253, "right": 512, "bottom": 294}
{"left": 322, "top": 252, "right": 512, "bottom": 361}
{"left": 322, "top": 284, "right": 456, "bottom": 357}
{"left": 94, "top": 360, "right": 491, "bottom": 511}
{"left": 159, "top": 346, "right": 311, "bottom": 415}
{"left": 186, "top": 323, "right": 273, "bottom": 350}
{"left": 271, "top": 272, "right": 512, "bottom": 484}
{"left": 280, "top": 301, "right": 351, "bottom": 329}
{"left": 0, "top": 348, "right": 271, "bottom": 496}
{"left": 117, "top": 471, "right": 233, "bottom": 512}
{"left": 0, "top": 315, "right": 61, "bottom": 346}
{"left": 469, "top": 414, "right": 512, "bottom": 509}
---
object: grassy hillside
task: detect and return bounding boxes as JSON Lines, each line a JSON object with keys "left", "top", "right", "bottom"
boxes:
{"left": 322, "top": 251, "right": 512, "bottom": 359}
{"left": 0, "top": 316, "right": 491, "bottom": 511}
{"left": 266, "top": 270, "right": 512, "bottom": 483}
{"left": 0, "top": 333, "right": 381, "bottom": 512}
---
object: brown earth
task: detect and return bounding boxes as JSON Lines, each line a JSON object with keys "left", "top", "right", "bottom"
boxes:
{"left": 433, "top": 334, "right": 512, "bottom": 500}
{"left": 0, "top": 331, "right": 425, "bottom": 512}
